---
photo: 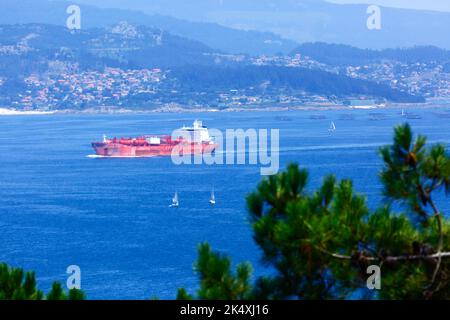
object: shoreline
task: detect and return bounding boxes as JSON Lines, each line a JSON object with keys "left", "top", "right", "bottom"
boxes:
{"left": 0, "top": 108, "right": 56, "bottom": 116}
{"left": 1, "top": 103, "right": 450, "bottom": 116}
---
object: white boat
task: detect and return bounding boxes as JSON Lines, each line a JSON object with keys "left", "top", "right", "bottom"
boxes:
{"left": 209, "top": 188, "right": 216, "bottom": 205}
{"left": 401, "top": 109, "right": 406, "bottom": 117}
{"left": 328, "top": 121, "right": 336, "bottom": 133}
{"left": 170, "top": 192, "right": 179, "bottom": 208}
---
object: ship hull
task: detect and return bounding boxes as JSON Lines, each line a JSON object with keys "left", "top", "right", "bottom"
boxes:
{"left": 92, "top": 142, "right": 216, "bottom": 157}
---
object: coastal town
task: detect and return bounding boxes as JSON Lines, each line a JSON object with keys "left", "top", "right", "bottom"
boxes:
{"left": 1, "top": 53, "right": 449, "bottom": 112}
{"left": 251, "top": 54, "right": 450, "bottom": 100}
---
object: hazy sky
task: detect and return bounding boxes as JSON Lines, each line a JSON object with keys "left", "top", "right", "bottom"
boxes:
{"left": 328, "top": 0, "right": 450, "bottom": 12}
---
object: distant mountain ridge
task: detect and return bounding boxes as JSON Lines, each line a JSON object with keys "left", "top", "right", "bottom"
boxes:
{"left": 0, "top": 0, "right": 298, "bottom": 55}
{"left": 67, "top": 0, "right": 450, "bottom": 50}
{"left": 292, "top": 43, "right": 450, "bottom": 66}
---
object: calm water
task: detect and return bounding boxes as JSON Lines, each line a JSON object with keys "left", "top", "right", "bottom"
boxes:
{"left": 0, "top": 107, "right": 449, "bottom": 299}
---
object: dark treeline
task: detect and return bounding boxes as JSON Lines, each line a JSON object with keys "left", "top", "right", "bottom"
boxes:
{"left": 171, "top": 65, "right": 425, "bottom": 103}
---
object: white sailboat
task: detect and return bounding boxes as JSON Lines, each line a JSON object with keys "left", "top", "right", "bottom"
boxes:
{"left": 401, "top": 108, "right": 406, "bottom": 117}
{"left": 328, "top": 121, "right": 336, "bottom": 133}
{"left": 170, "top": 192, "right": 179, "bottom": 208}
{"left": 209, "top": 188, "right": 216, "bottom": 205}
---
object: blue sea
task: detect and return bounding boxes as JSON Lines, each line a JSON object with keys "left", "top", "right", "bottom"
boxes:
{"left": 0, "top": 106, "right": 449, "bottom": 299}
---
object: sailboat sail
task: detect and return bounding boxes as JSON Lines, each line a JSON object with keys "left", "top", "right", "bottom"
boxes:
{"left": 329, "top": 121, "right": 336, "bottom": 132}
{"left": 210, "top": 188, "right": 216, "bottom": 205}
{"left": 170, "top": 192, "right": 179, "bottom": 207}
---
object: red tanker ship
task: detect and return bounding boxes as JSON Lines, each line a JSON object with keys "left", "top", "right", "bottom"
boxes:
{"left": 92, "top": 120, "right": 216, "bottom": 157}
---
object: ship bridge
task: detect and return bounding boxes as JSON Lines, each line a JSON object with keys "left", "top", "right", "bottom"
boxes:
{"left": 180, "top": 120, "right": 213, "bottom": 143}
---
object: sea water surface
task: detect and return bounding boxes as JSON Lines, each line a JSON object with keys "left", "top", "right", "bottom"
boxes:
{"left": 0, "top": 107, "right": 449, "bottom": 299}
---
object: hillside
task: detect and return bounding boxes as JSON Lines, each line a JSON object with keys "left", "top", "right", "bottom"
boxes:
{"left": 0, "top": 0, "right": 298, "bottom": 55}
{"left": 67, "top": 0, "right": 450, "bottom": 50}
{"left": 170, "top": 65, "right": 424, "bottom": 103}
{"left": 291, "top": 43, "right": 450, "bottom": 66}
{"left": 0, "top": 23, "right": 427, "bottom": 109}
{"left": 0, "top": 23, "right": 218, "bottom": 76}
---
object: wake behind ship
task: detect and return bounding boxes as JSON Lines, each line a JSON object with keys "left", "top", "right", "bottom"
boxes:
{"left": 92, "top": 120, "right": 216, "bottom": 157}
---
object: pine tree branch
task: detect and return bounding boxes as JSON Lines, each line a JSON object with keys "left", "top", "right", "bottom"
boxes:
{"left": 411, "top": 163, "right": 444, "bottom": 292}
{"left": 428, "top": 198, "right": 444, "bottom": 290}
{"left": 318, "top": 247, "right": 450, "bottom": 262}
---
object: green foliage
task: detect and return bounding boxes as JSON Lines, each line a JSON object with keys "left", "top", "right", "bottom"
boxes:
{"left": 0, "top": 263, "right": 43, "bottom": 300}
{"left": 380, "top": 124, "right": 450, "bottom": 220}
{"left": 178, "top": 243, "right": 253, "bottom": 300}
{"left": 180, "top": 124, "right": 449, "bottom": 300}
{"left": 68, "top": 288, "right": 86, "bottom": 301}
{"left": 0, "top": 263, "right": 85, "bottom": 300}
{"left": 46, "top": 282, "right": 65, "bottom": 301}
